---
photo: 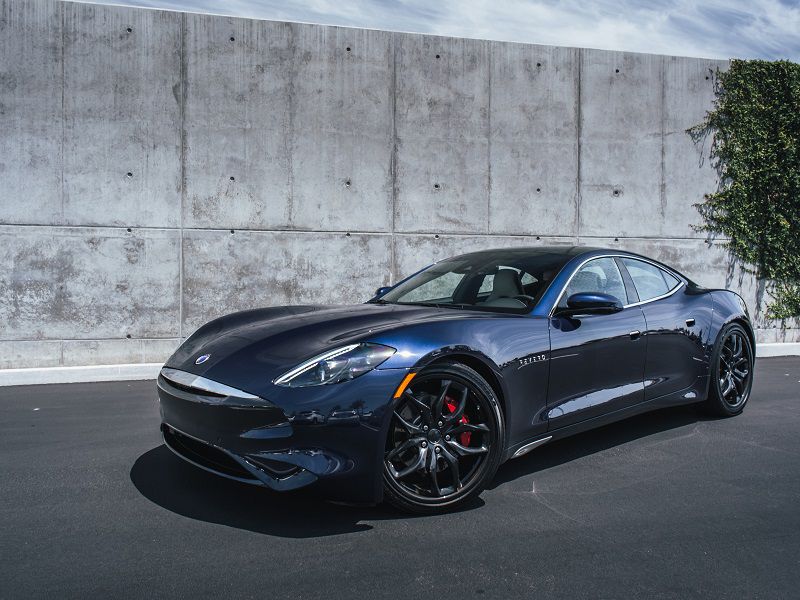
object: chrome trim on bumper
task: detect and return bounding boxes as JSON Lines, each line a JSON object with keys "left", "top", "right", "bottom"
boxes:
{"left": 160, "top": 367, "right": 259, "bottom": 400}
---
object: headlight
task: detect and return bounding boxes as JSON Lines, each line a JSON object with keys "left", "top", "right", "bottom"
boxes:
{"left": 273, "top": 343, "right": 396, "bottom": 387}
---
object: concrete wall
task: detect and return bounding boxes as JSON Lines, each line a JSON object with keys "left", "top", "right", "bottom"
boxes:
{"left": 1, "top": 0, "right": 797, "bottom": 370}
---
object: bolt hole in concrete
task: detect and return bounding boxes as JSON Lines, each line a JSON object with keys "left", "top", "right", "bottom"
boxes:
{"left": 433, "top": 183, "right": 441, "bottom": 190}
{"left": 537, "top": 62, "right": 542, "bottom": 67}
{"left": 230, "top": 229, "right": 235, "bottom": 235}
{"left": 434, "top": 234, "right": 440, "bottom": 239}
{"left": 436, "top": 54, "right": 441, "bottom": 59}
{"left": 614, "top": 237, "right": 619, "bottom": 242}
{"left": 229, "top": 176, "right": 235, "bottom": 181}
{"left": 126, "top": 228, "right": 132, "bottom": 233}
{"left": 345, "top": 232, "right": 351, "bottom": 237}
{"left": 345, "top": 179, "right": 351, "bottom": 187}
{"left": 230, "top": 36, "right": 235, "bottom": 42}
{"left": 126, "top": 27, "right": 132, "bottom": 33}
{"left": 126, "top": 172, "right": 133, "bottom": 178}
{"left": 613, "top": 189, "right": 620, "bottom": 196}
{"left": 536, "top": 236, "right": 541, "bottom": 240}
{"left": 126, "top": 334, "right": 131, "bottom": 339}
{"left": 615, "top": 68, "right": 620, "bottom": 73}
{"left": 536, "top": 187, "right": 541, "bottom": 193}
{"left": 346, "top": 47, "right": 351, "bottom": 52}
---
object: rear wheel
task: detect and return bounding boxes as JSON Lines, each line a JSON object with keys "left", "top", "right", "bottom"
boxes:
{"left": 383, "top": 362, "right": 504, "bottom": 514}
{"left": 704, "top": 323, "right": 754, "bottom": 416}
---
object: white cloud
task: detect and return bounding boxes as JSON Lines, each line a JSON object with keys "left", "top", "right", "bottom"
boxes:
{"left": 75, "top": 0, "right": 800, "bottom": 60}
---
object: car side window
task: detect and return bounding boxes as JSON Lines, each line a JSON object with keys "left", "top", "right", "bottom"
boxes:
{"left": 477, "top": 274, "right": 494, "bottom": 295}
{"left": 560, "top": 257, "right": 628, "bottom": 308}
{"left": 620, "top": 258, "right": 680, "bottom": 301}
{"left": 399, "top": 271, "right": 464, "bottom": 302}
{"left": 476, "top": 267, "right": 538, "bottom": 297}
{"left": 661, "top": 270, "right": 680, "bottom": 290}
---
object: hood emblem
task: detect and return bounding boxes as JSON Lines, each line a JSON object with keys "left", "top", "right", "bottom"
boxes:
{"left": 195, "top": 354, "right": 211, "bottom": 365}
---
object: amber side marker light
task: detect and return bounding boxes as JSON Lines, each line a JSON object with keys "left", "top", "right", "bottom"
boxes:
{"left": 393, "top": 372, "right": 416, "bottom": 398}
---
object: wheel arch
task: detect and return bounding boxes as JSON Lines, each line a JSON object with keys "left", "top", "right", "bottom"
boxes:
{"left": 730, "top": 317, "right": 756, "bottom": 354}
{"left": 417, "top": 350, "right": 510, "bottom": 451}
{"left": 710, "top": 290, "right": 756, "bottom": 355}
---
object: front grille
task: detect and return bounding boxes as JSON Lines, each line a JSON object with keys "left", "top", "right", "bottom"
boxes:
{"left": 162, "top": 425, "right": 257, "bottom": 481}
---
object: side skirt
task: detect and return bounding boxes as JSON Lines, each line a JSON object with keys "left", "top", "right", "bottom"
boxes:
{"left": 504, "top": 380, "right": 707, "bottom": 461}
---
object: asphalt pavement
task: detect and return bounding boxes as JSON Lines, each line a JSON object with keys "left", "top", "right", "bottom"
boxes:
{"left": 1, "top": 357, "right": 799, "bottom": 599}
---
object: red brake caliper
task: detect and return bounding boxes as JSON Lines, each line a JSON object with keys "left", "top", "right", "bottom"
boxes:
{"left": 445, "top": 396, "right": 471, "bottom": 446}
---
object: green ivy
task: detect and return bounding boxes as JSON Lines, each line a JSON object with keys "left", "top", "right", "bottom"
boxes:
{"left": 689, "top": 59, "right": 800, "bottom": 319}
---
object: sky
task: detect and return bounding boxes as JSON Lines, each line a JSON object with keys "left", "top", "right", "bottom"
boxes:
{"left": 79, "top": 0, "right": 800, "bottom": 60}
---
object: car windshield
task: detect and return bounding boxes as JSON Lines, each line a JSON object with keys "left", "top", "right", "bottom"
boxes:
{"left": 374, "top": 249, "right": 574, "bottom": 313}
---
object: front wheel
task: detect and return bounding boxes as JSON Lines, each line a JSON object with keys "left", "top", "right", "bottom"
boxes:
{"left": 383, "top": 362, "right": 504, "bottom": 514}
{"left": 704, "top": 323, "right": 754, "bottom": 416}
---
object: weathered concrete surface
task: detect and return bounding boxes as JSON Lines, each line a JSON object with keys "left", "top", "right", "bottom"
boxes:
{"left": 0, "top": 225, "right": 180, "bottom": 340}
{"left": 62, "top": 2, "right": 182, "bottom": 228}
{"left": 489, "top": 43, "right": 579, "bottom": 236}
{"left": 0, "top": 0, "right": 797, "bottom": 369}
{"left": 662, "top": 56, "right": 726, "bottom": 238}
{"left": 181, "top": 230, "right": 391, "bottom": 332}
{"left": 579, "top": 50, "right": 664, "bottom": 238}
{"left": 0, "top": 0, "right": 63, "bottom": 225}
{"left": 394, "top": 34, "right": 491, "bottom": 234}
{"left": 183, "top": 15, "right": 293, "bottom": 231}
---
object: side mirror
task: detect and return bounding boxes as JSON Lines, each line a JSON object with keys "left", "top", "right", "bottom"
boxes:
{"left": 564, "top": 292, "right": 623, "bottom": 314}
{"left": 374, "top": 286, "right": 393, "bottom": 298}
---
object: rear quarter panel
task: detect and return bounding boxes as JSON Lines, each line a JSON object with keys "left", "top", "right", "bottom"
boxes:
{"left": 709, "top": 290, "right": 756, "bottom": 348}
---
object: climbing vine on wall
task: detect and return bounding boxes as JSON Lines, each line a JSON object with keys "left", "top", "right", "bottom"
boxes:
{"left": 690, "top": 59, "right": 800, "bottom": 319}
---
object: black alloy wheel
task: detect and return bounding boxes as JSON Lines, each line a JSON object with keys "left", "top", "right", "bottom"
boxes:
{"left": 706, "top": 323, "right": 754, "bottom": 416}
{"left": 383, "top": 362, "right": 504, "bottom": 513}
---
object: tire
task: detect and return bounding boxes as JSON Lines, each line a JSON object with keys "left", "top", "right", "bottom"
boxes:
{"left": 704, "top": 323, "right": 754, "bottom": 417}
{"left": 382, "top": 362, "right": 505, "bottom": 514}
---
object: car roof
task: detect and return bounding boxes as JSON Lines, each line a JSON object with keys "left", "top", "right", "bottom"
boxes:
{"left": 448, "top": 246, "right": 605, "bottom": 262}
{"left": 445, "top": 246, "right": 694, "bottom": 283}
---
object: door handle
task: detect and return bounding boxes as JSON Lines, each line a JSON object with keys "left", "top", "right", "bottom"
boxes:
{"left": 685, "top": 318, "right": 695, "bottom": 327}
{"left": 629, "top": 330, "right": 641, "bottom": 340}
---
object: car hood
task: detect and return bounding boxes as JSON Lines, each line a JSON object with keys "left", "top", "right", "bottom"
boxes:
{"left": 165, "top": 303, "right": 490, "bottom": 393}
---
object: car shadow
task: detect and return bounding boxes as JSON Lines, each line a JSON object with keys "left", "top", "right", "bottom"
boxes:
{"left": 130, "top": 404, "right": 710, "bottom": 538}
{"left": 489, "top": 403, "right": 712, "bottom": 489}
{"left": 129, "top": 445, "right": 485, "bottom": 538}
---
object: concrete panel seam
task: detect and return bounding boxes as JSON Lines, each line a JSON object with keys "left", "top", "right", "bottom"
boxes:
{"left": 59, "top": 0, "right": 65, "bottom": 222}
{"left": 390, "top": 32, "right": 398, "bottom": 284}
{"left": 0, "top": 224, "right": 728, "bottom": 241}
{"left": 179, "top": 11, "right": 187, "bottom": 339}
{"left": 659, "top": 55, "right": 667, "bottom": 220}
{"left": 285, "top": 22, "right": 297, "bottom": 225}
{"left": 3, "top": 337, "right": 182, "bottom": 343}
{"left": 486, "top": 41, "right": 492, "bottom": 235}
{"left": 575, "top": 48, "right": 582, "bottom": 235}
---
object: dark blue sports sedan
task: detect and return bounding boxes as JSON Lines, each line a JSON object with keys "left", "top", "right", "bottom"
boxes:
{"left": 157, "top": 246, "right": 754, "bottom": 513}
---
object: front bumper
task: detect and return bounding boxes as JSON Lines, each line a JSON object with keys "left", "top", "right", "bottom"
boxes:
{"left": 161, "top": 423, "right": 321, "bottom": 491}
{"left": 157, "top": 367, "right": 408, "bottom": 503}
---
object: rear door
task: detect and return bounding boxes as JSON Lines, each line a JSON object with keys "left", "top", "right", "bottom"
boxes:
{"left": 547, "top": 257, "right": 647, "bottom": 429}
{"left": 618, "top": 257, "right": 710, "bottom": 401}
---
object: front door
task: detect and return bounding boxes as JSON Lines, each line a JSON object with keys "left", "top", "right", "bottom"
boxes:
{"left": 546, "top": 257, "right": 647, "bottom": 429}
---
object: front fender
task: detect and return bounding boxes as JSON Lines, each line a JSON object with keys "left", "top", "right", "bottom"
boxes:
{"left": 370, "top": 315, "right": 552, "bottom": 454}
